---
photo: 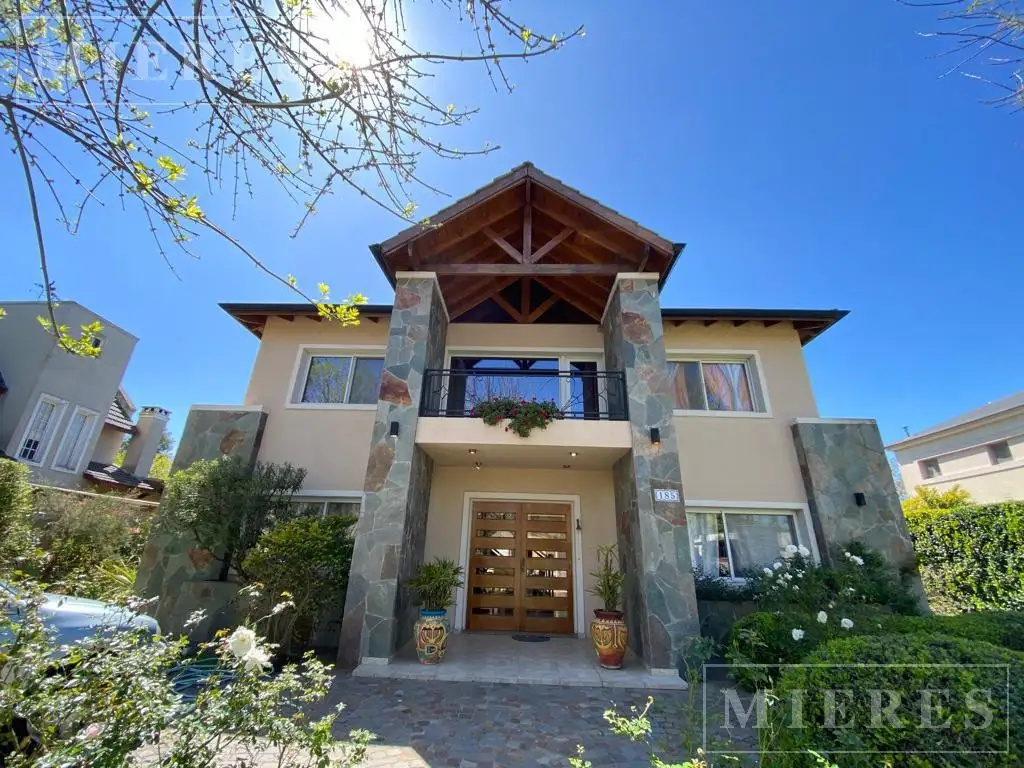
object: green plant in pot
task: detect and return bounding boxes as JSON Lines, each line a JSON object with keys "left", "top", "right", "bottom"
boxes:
{"left": 406, "top": 557, "right": 464, "bottom": 664}
{"left": 587, "top": 544, "right": 628, "bottom": 669}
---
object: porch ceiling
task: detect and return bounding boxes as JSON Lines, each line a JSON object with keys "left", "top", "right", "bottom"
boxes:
{"left": 372, "top": 163, "right": 684, "bottom": 324}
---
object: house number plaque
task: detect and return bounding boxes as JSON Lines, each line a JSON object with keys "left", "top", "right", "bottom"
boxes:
{"left": 653, "top": 488, "right": 681, "bottom": 503}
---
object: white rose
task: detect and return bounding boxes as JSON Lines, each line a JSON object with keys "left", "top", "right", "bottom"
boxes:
{"left": 773, "top": 562, "right": 784, "bottom": 571}
{"left": 792, "top": 585, "right": 800, "bottom": 591}
{"left": 851, "top": 555, "right": 865, "bottom": 567}
{"left": 816, "top": 611, "right": 828, "bottom": 624}
{"left": 782, "top": 544, "right": 798, "bottom": 559}
{"left": 227, "top": 626, "right": 257, "bottom": 659}
{"left": 798, "top": 546, "right": 810, "bottom": 557}
{"left": 241, "top": 646, "right": 271, "bottom": 672}
{"left": 763, "top": 567, "right": 773, "bottom": 576}
{"left": 840, "top": 618, "right": 854, "bottom": 630}
{"left": 791, "top": 628, "right": 805, "bottom": 641}
{"left": 843, "top": 551, "right": 852, "bottom": 559}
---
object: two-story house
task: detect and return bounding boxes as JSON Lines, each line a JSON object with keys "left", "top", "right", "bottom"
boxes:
{"left": 0, "top": 301, "right": 169, "bottom": 495}
{"left": 157, "top": 163, "right": 913, "bottom": 673}
{"left": 889, "top": 391, "right": 1024, "bottom": 504}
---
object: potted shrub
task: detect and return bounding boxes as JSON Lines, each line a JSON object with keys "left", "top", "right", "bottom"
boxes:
{"left": 588, "top": 544, "right": 628, "bottom": 669}
{"left": 406, "top": 557, "right": 464, "bottom": 664}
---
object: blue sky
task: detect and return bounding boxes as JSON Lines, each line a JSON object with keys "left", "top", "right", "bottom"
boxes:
{"left": 2, "top": 1, "right": 1020, "bottom": 449}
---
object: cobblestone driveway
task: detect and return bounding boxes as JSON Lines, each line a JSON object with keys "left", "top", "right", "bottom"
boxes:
{"left": 322, "top": 674, "right": 754, "bottom": 768}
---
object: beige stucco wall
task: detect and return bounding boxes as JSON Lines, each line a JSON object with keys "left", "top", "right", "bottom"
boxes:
{"left": 91, "top": 425, "right": 126, "bottom": 465}
{"left": 895, "top": 410, "right": 1024, "bottom": 504}
{"left": 663, "top": 321, "right": 818, "bottom": 504}
{"left": 424, "top": 465, "right": 618, "bottom": 636}
{"left": 245, "top": 316, "right": 388, "bottom": 491}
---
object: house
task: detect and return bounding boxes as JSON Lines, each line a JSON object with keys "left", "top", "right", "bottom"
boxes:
{"left": 150, "top": 163, "right": 915, "bottom": 672}
{"left": 888, "top": 391, "right": 1024, "bottom": 504}
{"left": 0, "top": 301, "right": 169, "bottom": 496}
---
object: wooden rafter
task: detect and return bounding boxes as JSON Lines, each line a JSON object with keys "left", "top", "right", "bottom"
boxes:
{"left": 523, "top": 203, "right": 533, "bottom": 263}
{"left": 449, "top": 277, "right": 518, "bottom": 319}
{"left": 520, "top": 278, "right": 530, "bottom": 316}
{"left": 528, "top": 226, "right": 573, "bottom": 264}
{"left": 531, "top": 198, "right": 645, "bottom": 262}
{"left": 414, "top": 193, "right": 521, "bottom": 260}
{"left": 492, "top": 292, "right": 526, "bottom": 323}
{"left": 526, "top": 294, "right": 559, "bottom": 322}
{"left": 432, "top": 263, "right": 621, "bottom": 276}
{"left": 424, "top": 219, "right": 519, "bottom": 267}
{"left": 483, "top": 227, "right": 525, "bottom": 263}
{"left": 533, "top": 276, "right": 604, "bottom": 320}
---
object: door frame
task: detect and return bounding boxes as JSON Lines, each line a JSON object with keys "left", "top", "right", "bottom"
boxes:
{"left": 456, "top": 491, "right": 586, "bottom": 637}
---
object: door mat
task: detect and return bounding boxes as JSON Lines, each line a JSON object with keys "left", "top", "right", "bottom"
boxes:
{"left": 511, "top": 634, "right": 551, "bottom": 642}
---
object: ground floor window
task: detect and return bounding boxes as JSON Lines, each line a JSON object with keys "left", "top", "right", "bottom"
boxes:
{"left": 688, "top": 507, "right": 806, "bottom": 578}
{"left": 289, "top": 497, "right": 361, "bottom": 518}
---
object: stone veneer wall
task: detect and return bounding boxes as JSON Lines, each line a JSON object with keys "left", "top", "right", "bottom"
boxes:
{"left": 602, "top": 275, "right": 701, "bottom": 670}
{"left": 339, "top": 275, "right": 448, "bottom": 666}
{"left": 135, "top": 406, "right": 268, "bottom": 639}
{"left": 791, "top": 419, "right": 927, "bottom": 609}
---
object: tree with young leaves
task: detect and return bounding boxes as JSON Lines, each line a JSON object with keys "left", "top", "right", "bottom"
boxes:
{"left": 1, "top": 0, "right": 582, "bottom": 352}
{"left": 903, "top": 0, "right": 1023, "bottom": 114}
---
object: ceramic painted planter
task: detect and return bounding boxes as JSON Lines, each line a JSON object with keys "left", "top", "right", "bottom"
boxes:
{"left": 414, "top": 609, "right": 449, "bottom": 664}
{"left": 590, "top": 609, "right": 628, "bottom": 669}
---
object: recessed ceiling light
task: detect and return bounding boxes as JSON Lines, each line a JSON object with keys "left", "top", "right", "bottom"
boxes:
{"left": 562, "top": 464, "right": 571, "bottom": 469}
{"left": 569, "top": 451, "right": 578, "bottom": 457}
{"left": 467, "top": 449, "right": 478, "bottom": 455}
{"left": 473, "top": 461, "right": 483, "bottom": 470}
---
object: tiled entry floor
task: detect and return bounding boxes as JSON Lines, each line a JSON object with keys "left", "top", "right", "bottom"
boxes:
{"left": 351, "top": 632, "right": 688, "bottom": 689}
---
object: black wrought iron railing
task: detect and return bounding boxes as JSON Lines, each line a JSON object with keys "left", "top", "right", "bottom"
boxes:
{"left": 420, "top": 368, "right": 629, "bottom": 421}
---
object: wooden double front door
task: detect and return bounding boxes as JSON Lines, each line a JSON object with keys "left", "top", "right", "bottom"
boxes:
{"left": 466, "top": 500, "right": 575, "bottom": 634}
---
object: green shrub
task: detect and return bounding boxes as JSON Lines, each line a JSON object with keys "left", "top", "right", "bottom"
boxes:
{"left": 0, "top": 459, "right": 36, "bottom": 573}
{"left": 159, "top": 456, "right": 306, "bottom": 580}
{"left": 693, "top": 571, "right": 756, "bottom": 602}
{"left": 242, "top": 512, "right": 356, "bottom": 655}
{"left": 768, "top": 634, "right": 1024, "bottom": 766}
{"left": 907, "top": 501, "right": 1024, "bottom": 613}
{"left": 747, "top": 541, "right": 921, "bottom": 616}
{"left": 38, "top": 495, "right": 131, "bottom": 582}
{"left": 727, "top": 608, "right": 1024, "bottom": 690}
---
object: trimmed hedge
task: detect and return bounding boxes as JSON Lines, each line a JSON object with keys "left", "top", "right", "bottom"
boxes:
{"left": 769, "top": 634, "right": 1024, "bottom": 766}
{"left": 727, "top": 608, "right": 1024, "bottom": 689}
{"left": 907, "top": 500, "right": 1024, "bottom": 612}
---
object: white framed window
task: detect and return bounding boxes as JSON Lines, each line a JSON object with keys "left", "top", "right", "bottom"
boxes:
{"left": 666, "top": 353, "right": 768, "bottom": 415}
{"left": 988, "top": 441, "right": 1013, "bottom": 465}
{"left": 920, "top": 458, "right": 942, "bottom": 479}
{"left": 288, "top": 497, "right": 361, "bottom": 518}
{"left": 687, "top": 506, "right": 811, "bottom": 579}
{"left": 288, "top": 346, "right": 385, "bottom": 408}
{"left": 17, "top": 394, "right": 67, "bottom": 465}
{"left": 52, "top": 406, "right": 99, "bottom": 473}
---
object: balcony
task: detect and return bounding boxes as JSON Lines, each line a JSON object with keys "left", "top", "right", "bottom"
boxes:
{"left": 416, "top": 368, "right": 631, "bottom": 469}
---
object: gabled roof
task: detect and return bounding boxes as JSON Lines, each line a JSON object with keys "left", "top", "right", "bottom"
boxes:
{"left": 377, "top": 162, "right": 679, "bottom": 262}
{"left": 370, "top": 162, "right": 684, "bottom": 323}
{"left": 83, "top": 461, "right": 162, "bottom": 493}
{"left": 104, "top": 391, "right": 137, "bottom": 433}
{"left": 888, "top": 391, "right": 1024, "bottom": 449}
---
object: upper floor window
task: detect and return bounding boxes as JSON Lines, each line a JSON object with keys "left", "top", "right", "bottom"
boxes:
{"left": 666, "top": 356, "right": 766, "bottom": 413}
{"left": 53, "top": 406, "right": 98, "bottom": 472}
{"left": 291, "top": 350, "right": 384, "bottom": 406}
{"left": 988, "top": 440, "right": 1013, "bottom": 465}
{"left": 18, "top": 394, "right": 67, "bottom": 465}
{"left": 920, "top": 458, "right": 942, "bottom": 479}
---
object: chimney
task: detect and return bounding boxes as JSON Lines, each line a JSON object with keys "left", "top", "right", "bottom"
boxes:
{"left": 122, "top": 406, "right": 171, "bottom": 477}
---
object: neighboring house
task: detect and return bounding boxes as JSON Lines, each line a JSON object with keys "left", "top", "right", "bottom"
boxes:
{"left": 888, "top": 392, "right": 1024, "bottom": 504}
{"left": 0, "top": 301, "right": 169, "bottom": 496}
{"left": 157, "top": 162, "right": 911, "bottom": 671}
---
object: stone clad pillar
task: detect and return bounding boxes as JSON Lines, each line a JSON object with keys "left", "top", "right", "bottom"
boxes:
{"left": 339, "top": 273, "right": 449, "bottom": 666}
{"left": 791, "top": 418, "right": 927, "bottom": 610}
{"left": 602, "top": 274, "right": 700, "bottom": 672}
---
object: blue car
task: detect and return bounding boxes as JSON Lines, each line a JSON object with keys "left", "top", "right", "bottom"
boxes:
{"left": 0, "top": 581, "right": 160, "bottom": 647}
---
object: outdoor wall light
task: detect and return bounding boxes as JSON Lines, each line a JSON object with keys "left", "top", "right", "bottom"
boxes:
{"left": 389, "top": 421, "right": 400, "bottom": 438}
{"left": 854, "top": 492, "right": 867, "bottom": 507}
{"left": 467, "top": 448, "right": 478, "bottom": 455}
{"left": 569, "top": 451, "right": 578, "bottom": 457}
{"left": 650, "top": 427, "right": 661, "bottom": 446}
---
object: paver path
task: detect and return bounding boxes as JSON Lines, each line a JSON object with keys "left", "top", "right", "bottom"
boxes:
{"left": 320, "top": 674, "right": 755, "bottom": 768}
